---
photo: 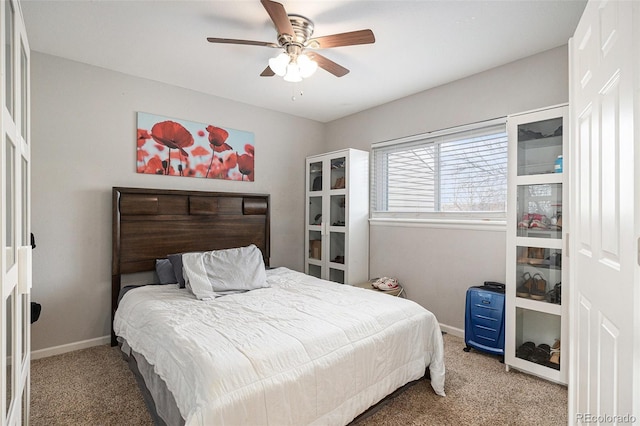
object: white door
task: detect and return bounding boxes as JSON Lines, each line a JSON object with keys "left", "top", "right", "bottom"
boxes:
{"left": 569, "top": 0, "right": 639, "bottom": 423}
{"left": 1, "top": 0, "right": 32, "bottom": 424}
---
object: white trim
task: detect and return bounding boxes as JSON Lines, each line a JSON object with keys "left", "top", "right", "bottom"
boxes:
{"left": 371, "top": 116, "right": 507, "bottom": 149}
{"left": 505, "top": 102, "right": 568, "bottom": 120}
{"left": 369, "top": 217, "right": 506, "bottom": 232}
{"left": 439, "top": 323, "right": 464, "bottom": 338}
{"left": 31, "top": 335, "right": 111, "bottom": 360}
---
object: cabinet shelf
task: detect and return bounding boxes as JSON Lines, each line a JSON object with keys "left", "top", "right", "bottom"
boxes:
{"left": 515, "top": 297, "right": 562, "bottom": 315}
{"left": 516, "top": 260, "right": 561, "bottom": 270}
{"left": 518, "top": 134, "right": 562, "bottom": 148}
{"left": 516, "top": 174, "right": 562, "bottom": 186}
{"left": 509, "top": 357, "right": 562, "bottom": 383}
{"left": 515, "top": 236, "right": 562, "bottom": 249}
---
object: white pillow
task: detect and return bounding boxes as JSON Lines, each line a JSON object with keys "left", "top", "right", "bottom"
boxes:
{"left": 181, "top": 244, "right": 268, "bottom": 300}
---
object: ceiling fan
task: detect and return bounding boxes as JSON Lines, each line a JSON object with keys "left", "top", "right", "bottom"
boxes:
{"left": 206, "top": 0, "right": 375, "bottom": 82}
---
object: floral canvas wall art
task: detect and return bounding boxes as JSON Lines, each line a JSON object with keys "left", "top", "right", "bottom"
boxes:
{"left": 136, "top": 112, "right": 255, "bottom": 181}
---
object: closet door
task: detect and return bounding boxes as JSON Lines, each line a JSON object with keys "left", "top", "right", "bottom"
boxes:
{"left": 569, "top": 0, "right": 638, "bottom": 421}
{"left": 1, "top": 0, "right": 32, "bottom": 424}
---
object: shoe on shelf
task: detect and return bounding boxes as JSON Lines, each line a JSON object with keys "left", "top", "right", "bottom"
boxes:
{"left": 516, "top": 272, "right": 533, "bottom": 298}
{"left": 548, "top": 340, "right": 560, "bottom": 370}
{"left": 546, "top": 282, "right": 561, "bottom": 304}
{"left": 529, "top": 219, "right": 549, "bottom": 229}
{"left": 528, "top": 343, "right": 551, "bottom": 365}
{"left": 530, "top": 273, "right": 547, "bottom": 300}
{"left": 518, "top": 214, "right": 531, "bottom": 228}
{"left": 528, "top": 247, "right": 545, "bottom": 260}
{"left": 516, "top": 341, "right": 536, "bottom": 359}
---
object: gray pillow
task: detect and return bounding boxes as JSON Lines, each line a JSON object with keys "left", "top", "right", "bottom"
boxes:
{"left": 181, "top": 245, "right": 268, "bottom": 300}
{"left": 167, "top": 253, "right": 186, "bottom": 288}
{"left": 155, "top": 258, "right": 177, "bottom": 284}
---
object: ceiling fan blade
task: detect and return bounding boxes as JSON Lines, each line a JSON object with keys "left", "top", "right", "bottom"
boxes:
{"left": 307, "top": 29, "right": 375, "bottom": 49}
{"left": 308, "top": 52, "right": 349, "bottom": 77}
{"left": 260, "top": 66, "right": 275, "bottom": 77}
{"left": 207, "top": 37, "right": 279, "bottom": 48}
{"left": 261, "top": 0, "right": 294, "bottom": 37}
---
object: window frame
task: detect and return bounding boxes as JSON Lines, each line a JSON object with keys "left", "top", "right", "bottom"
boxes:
{"left": 370, "top": 118, "right": 508, "bottom": 228}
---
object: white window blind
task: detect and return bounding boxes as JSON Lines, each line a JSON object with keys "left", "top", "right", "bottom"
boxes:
{"left": 371, "top": 119, "right": 507, "bottom": 219}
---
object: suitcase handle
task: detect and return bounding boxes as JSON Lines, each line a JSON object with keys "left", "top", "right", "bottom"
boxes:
{"left": 483, "top": 281, "right": 506, "bottom": 291}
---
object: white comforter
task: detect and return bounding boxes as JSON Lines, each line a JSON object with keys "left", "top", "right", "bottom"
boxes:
{"left": 114, "top": 267, "right": 445, "bottom": 425}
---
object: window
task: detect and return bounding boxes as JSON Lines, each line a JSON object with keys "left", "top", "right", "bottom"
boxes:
{"left": 371, "top": 119, "right": 507, "bottom": 221}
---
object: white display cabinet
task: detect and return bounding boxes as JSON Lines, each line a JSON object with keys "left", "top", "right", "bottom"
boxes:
{"left": 505, "top": 105, "right": 568, "bottom": 384}
{"left": 305, "top": 149, "right": 369, "bottom": 284}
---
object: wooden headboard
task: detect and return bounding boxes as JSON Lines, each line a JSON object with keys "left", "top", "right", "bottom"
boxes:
{"left": 111, "top": 187, "right": 270, "bottom": 345}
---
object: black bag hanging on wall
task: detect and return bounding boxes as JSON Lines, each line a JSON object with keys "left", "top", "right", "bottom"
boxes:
{"left": 31, "top": 302, "right": 41, "bottom": 323}
{"left": 30, "top": 232, "right": 42, "bottom": 324}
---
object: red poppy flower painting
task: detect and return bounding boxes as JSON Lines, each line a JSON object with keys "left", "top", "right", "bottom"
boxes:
{"left": 136, "top": 112, "right": 255, "bottom": 181}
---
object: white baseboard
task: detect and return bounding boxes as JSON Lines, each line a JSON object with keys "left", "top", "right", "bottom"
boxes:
{"left": 31, "top": 335, "right": 111, "bottom": 360}
{"left": 31, "top": 326, "right": 463, "bottom": 360}
{"left": 439, "top": 323, "right": 464, "bottom": 338}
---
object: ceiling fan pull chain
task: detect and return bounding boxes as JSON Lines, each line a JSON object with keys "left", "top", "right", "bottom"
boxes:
{"left": 291, "top": 83, "right": 303, "bottom": 101}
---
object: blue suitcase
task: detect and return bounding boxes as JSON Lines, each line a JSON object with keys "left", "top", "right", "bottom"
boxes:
{"left": 463, "top": 281, "right": 505, "bottom": 358}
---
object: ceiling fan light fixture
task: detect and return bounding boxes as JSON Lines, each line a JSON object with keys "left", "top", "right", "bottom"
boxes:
{"left": 268, "top": 52, "right": 290, "bottom": 76}
{"left": 297, "top": 54, "right": 318, "bottom": 78}
{"left": 283, "top": 61, "right": 302, "bottom": 82}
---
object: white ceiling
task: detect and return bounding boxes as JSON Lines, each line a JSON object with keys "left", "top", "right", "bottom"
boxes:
{"left": 20, "top": 0, "right": 587, "bottom": 123}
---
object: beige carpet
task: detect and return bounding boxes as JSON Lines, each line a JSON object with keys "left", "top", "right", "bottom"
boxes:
{"left": 31, "top": 334, "right": 567, "bottom": 425}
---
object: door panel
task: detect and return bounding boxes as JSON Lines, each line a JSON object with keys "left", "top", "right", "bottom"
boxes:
{"left": 576, "top": 296, "right": 591, "bottom": 415}
{"left": 1, "top": 0, "right": 31, "bottom": 424}
{"left": 599, "top": 74, "right": 620, "bottom": 262}
{"left": 577, "top": 109, "right": 592, "bottom": 250}
{"left": 598, "top": 317, "right": 618, "bottom": 416}
{"left": 570, "top": 0, "right": 638, "bottom": 422}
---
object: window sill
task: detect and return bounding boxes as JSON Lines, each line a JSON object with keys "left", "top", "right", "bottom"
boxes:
{"left": 369, "top": 217, "right": 507, "bottom": 231}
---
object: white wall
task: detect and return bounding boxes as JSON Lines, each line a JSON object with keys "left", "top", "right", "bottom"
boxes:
{"left": 30, "top": 53, "right": 325, "bottom": 351}
{"left": 325, "top": 46, "right": 569, "bottom": 332}
{"left": 30, "top": 45, "right": 569, "bottom": 351}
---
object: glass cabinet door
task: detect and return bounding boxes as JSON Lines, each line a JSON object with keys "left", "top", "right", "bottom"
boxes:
{"left": 309, "top": 161, "right": 323, "bottom": 192}
{"left": 308, "top": 196, "right": 322, "bottom": 227}
{"left": 305, "top": 154, "right": 348, "bottom": 283}
{"left": 506, "top": 105, "right": 567, "bottom": 384}
{"left": 515, "top": 246, "right": 562, "bottom": 304}
{"left": 330, "top": 157, "right": 345, "bottom": 189}
{"left": 330, "top": 195, "right": 345, "bottom": 227}
{"left": 328, "top": 156, "right": 346, "bottom": 283}
{"left": 515, "top": 308, "right": 561, "bottom": 371}
{"left": 516, "top": 183, "right": 562, "bottom": 239}
{"left": 517, "top": 117, "right": 563, "bottom": 176}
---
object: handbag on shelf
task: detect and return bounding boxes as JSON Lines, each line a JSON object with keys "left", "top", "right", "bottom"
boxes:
{"left": 332, "top": 176, "right": 345, "bottom": 189}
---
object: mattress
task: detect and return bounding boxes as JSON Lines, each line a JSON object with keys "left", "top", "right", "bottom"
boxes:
{"left": 114, "top": 267, "right": 445, "bottom": 425}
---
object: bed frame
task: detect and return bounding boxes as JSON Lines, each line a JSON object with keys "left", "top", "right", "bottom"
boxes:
{"left": 111, "top": 187, "right": 270, "bottom": 346}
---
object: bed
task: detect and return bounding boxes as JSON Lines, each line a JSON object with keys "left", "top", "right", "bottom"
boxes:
{"left": 111, "top": 187, "right": 445, "bottom": 426}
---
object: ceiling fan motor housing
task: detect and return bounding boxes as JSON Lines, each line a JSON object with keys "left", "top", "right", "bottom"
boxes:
{"left": 278, "top": 14, "right": 314, "bottom": 53}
